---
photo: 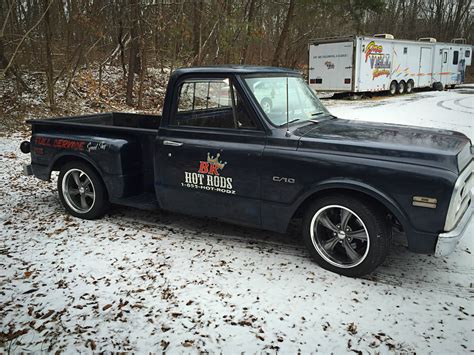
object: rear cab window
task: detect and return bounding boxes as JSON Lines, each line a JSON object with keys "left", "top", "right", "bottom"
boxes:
{"left": 173, "top": 78, "right": 258, "bottom": 130}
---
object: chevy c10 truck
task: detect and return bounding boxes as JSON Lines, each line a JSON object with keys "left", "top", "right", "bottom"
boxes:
{"left": 20, "top": 66, "right": 473, "bottom": 277}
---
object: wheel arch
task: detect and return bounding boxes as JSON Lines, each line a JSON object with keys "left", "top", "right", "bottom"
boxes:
{"left": 291, "top": 180, "right": 409, "bottom": 232}
{"left": 49, "top": 152, "right": 104, "bottom": 179}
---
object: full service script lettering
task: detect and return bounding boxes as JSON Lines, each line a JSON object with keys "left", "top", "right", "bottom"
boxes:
{"left": 35, "top": 137, "right": 86, "bottom": 151}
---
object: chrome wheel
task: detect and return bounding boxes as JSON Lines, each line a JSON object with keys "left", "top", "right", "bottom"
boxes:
{"left": 261, "top": 99, "right": 272, "bottom": 114}
{"left": 310, "top": 205, "right": 370, "bottom": 268}
{"left": 62, "top": 169, "right": 95, "bottom": 214}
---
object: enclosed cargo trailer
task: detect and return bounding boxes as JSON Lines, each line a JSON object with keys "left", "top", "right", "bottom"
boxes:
{"left": 308, "top": 35, "right": 472, "bottom": 94}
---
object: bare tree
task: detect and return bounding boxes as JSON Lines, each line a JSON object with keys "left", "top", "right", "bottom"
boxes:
{"left": 126, "top": 0, "right": 140, "bottom": 106}
{"left": 272, "top": 0, "right": 295, "bottom": 66}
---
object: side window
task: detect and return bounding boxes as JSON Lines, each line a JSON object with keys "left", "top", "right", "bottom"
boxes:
{"left": 174, "top": 78, "right": 257, "bottom": 130}
{"left": 453, "top": 50, "right": 459, "bottom": 65}
{"left": 403, "top": 47, "right": 407, "bottom": 54}
{"left": 465, "top": 50, "right": 470, "bottom": 58}
{"left": 443, "top": 51, "right": 447, "bottom": 63}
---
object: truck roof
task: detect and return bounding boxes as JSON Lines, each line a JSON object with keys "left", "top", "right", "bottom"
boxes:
{"left": 172, "top": 65, "right": 300, "bottom": 76}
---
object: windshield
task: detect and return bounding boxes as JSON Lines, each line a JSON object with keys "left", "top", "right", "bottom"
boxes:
{"left": 244, "top": 76, "right": 330, "bottom": 126}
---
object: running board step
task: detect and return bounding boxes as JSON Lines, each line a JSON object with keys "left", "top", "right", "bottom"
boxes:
{"left": 113, "top": 193, "right": 159, "bottom": 210}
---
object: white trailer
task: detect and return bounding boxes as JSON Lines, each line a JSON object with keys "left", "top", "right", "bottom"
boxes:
{"left": 308, "top": 35, "right": 472, "bottom": 94}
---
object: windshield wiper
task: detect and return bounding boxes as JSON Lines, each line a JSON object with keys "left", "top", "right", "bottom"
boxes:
{"left": 279, "top": 118, "right": 300, "bottom": 127}
{"left": 311, "top": 111, "right": 326, "bottom": 116}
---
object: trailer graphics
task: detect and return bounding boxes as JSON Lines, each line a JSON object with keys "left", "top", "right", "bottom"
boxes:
{"left": 309, "top": 35, "right": 472, "bottom": 93}
{"left": 365, "top": 41, "right": 391, "bottom": 79}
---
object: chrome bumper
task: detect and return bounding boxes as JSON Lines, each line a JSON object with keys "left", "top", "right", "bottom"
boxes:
{"left": 435, "top": 200, "right": 473, "bottom": 256}
{"left": 23, "top": 164, "right": 33, "bottom": 176}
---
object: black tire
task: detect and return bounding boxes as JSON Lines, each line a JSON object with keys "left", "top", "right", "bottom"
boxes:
{"left": 397, "top": 80, "right": 406, "bottom": 94}
{"left": 260, "top": 98, "right": 272, "bottom": 114}
{"left": 406, "top": 80, "right": 414, "bottom": 94}
{"left": 57, "top": 161, "right": 109, "bottom": 219}
{"left": 433, "top": 82, "right": 444, "bottom": 91}
{"left": 302, "top": 194, "right": 390, "bottom": 277}
{"left": 389, "top": 81, "right": 397, "bottom": 95}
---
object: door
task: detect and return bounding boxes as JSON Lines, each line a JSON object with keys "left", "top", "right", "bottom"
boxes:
{"left": 155, "top": 76, "right": 265, "bottom": 226}
{"left": 309, "top": 41, "right": 353, "bottom": 91}
{"left": 439, "top": 48, "right": 449, "bottom": 85}
{"left": 417, "top": 47, "right": 432, "bottom": 87}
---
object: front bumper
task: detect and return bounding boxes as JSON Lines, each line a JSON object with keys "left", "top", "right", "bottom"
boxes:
{"left": 23, "top": 164, "right": 33, "bottom": 176}
{"left": 435, "top": 201, "right": 473, "bottom": 256}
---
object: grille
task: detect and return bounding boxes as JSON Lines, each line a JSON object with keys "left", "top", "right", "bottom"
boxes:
{"left": 444, "top": 160, "right": 474, "bottom": 231}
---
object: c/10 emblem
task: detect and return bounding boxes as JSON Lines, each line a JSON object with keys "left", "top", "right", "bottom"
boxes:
{"left": 273, "top": 176, "right": 295, "bottom": 184}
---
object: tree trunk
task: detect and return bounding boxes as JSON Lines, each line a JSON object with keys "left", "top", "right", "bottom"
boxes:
{"left": 271, "top": 0, "right": 295, "bottom": 66}
{"left": 192, "top": 1, "right": 203, "bottom": 65}
{"left": 240, "top": 0, "right": 255, "bottom": 64}
{"left": 43, "top": 0, "right": 55, "bottom": 110}
{"left": 126, "top": 0, "right": 140, "bottom": 106}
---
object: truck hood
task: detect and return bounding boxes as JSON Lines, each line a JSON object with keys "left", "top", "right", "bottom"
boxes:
{"left": 296, "top": 119, "right": 472, "bottom": 173}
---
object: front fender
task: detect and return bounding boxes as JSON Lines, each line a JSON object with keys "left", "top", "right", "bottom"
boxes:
{"left": 291, "top": 178, "right": 411, "bottom": 231}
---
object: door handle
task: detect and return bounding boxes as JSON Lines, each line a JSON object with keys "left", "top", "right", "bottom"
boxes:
{"left": 163, "top": 140, "right": 183, "bottom": 147}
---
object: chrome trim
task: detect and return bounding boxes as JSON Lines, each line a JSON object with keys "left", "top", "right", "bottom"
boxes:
{"left": 163, "top": 140, "right": 183, "bottom": 147}
{"left": 444, "top": 160, "right": 474, "bottom": 231}
{"left": 23, "top": 164, "right": 33, "bottom": 176}
{"left": 436, "top": 201, "right": 473, "bottom": 256}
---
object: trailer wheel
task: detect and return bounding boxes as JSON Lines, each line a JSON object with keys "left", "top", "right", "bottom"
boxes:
{"left": 397, "top": 81, "right": 406, "bottom": 94}
{"left": 406, "top": 80, "right": 414, "bottom": 94}
{"left": 389, "top": 81, "right": 397, "bottom": 95}
{"left": 433, "top": 82, "right": 444, "bottom": 91}
{"left": 58, "top": 161, "right": 109, "bottom": 219}
{"left": 302, "top": 194, "right": 390, "bottom": 277}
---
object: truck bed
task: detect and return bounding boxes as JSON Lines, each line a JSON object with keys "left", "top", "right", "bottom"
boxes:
{"left": 27, "top": 112, "right": 161, "bottom": 204}
{"left": 27, "top": 112, "right": 160, "bottom": 132}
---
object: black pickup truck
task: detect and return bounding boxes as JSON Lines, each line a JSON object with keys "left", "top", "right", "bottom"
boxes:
{"left": 21, "top": 66, "right": 473, "bottom": 277}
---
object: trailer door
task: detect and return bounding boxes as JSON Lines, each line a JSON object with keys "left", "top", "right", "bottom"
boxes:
{"left": 439, "top": 48, "right": 449, "bottom": 86}
{"left": 418, "top": 47, "right": 432, "bottom": 87}
{"left": 309, "top": 41, "right": 353, "bottom": 92}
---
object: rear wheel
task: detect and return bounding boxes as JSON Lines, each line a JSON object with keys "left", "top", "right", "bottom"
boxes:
{"left": 433, "top": 82, "right": 444, "bottom": 91}
{"left": 58, "top": 161, "right": 109, "bottom": 219}
{"left": 302, "top": 195, "right": 390, "bottom": 277}
{"left": 389, "top": 81, "right": 397, "bottom": 95}
{"left": 406, "top": 80, "right": 414, "bottom": 94}
{"left": 397, "top": 80, "right": 406, "bottom": 94}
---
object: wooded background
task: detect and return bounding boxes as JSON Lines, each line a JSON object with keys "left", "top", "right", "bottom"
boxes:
{"left": 1, "top": 0, "right": 473, "bottom": 109}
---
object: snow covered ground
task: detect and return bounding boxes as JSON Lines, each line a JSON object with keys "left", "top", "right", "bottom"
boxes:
{"left": 1, "top": 88, "right": 473, "bottom": 353}
{"left": 324, "top": 85, "right": 474, "bottom": 140}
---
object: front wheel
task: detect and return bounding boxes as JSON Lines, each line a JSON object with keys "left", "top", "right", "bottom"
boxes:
{"left": 58, "top": 161, "right": 109, "bottom": 219}
{"left": 302, "top": 195, "right": 390, "bottom": 277}
{"left": 389, "top": 81, "right": 397, "bottom": 95}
